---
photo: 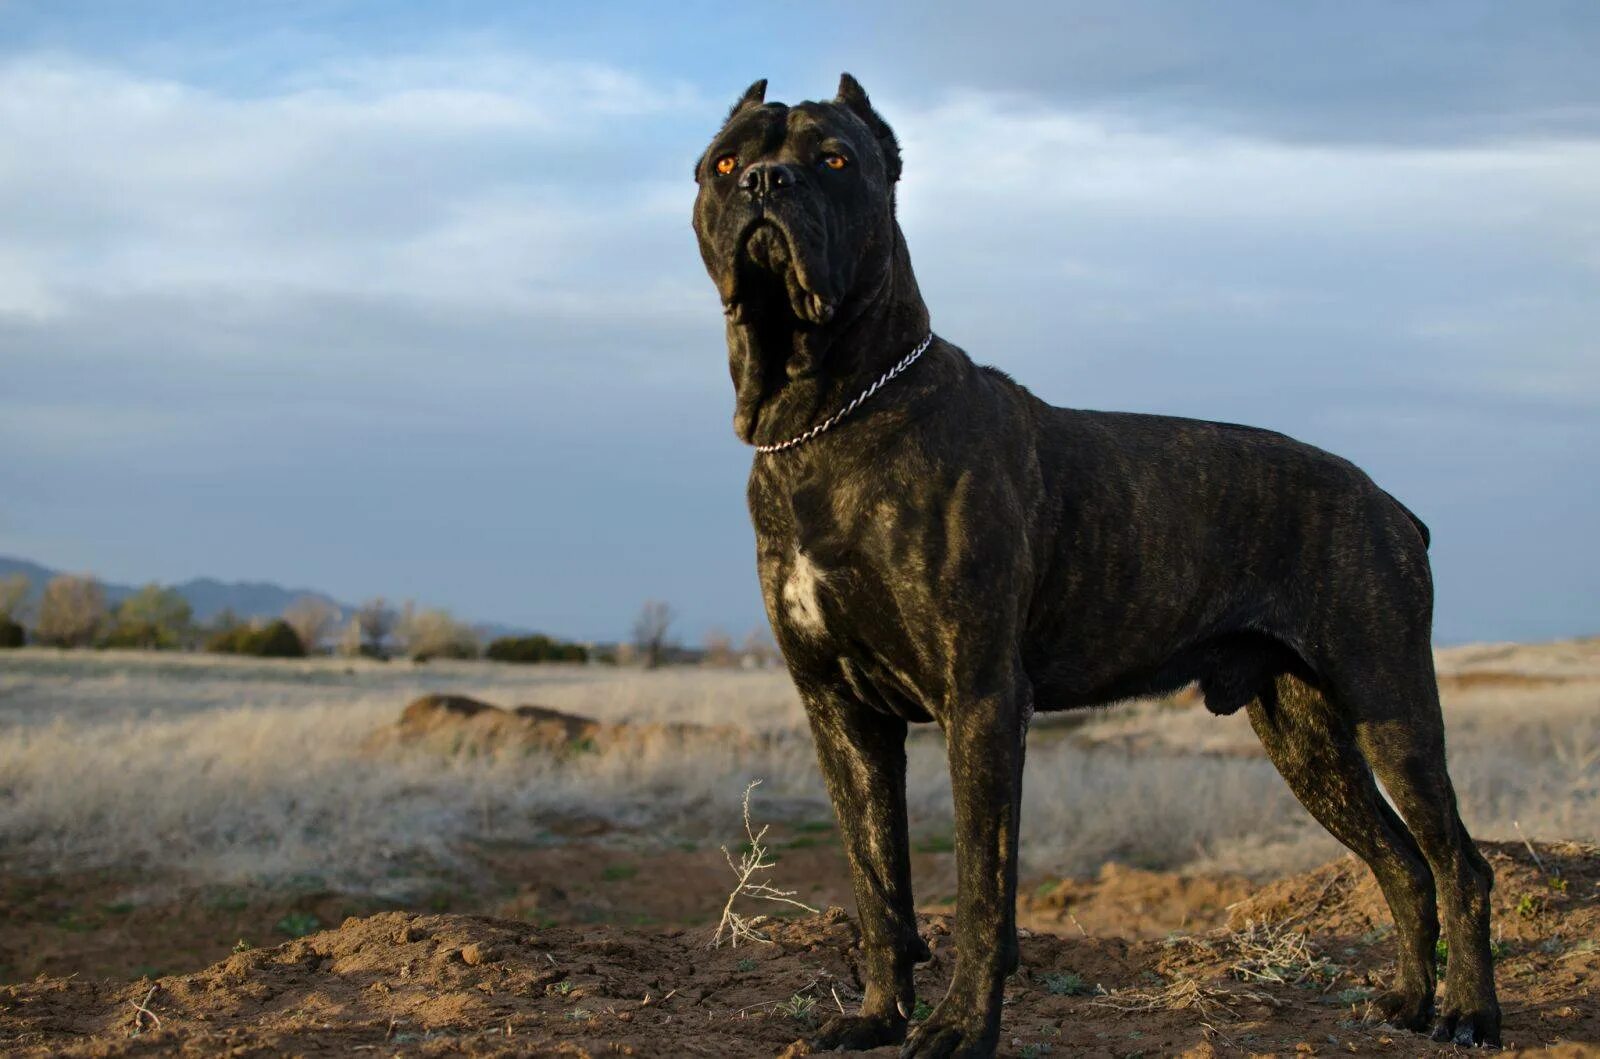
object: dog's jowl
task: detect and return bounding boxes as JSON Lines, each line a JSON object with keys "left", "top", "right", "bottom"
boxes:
{"left": 693, "top": 76, "right": 1500, "bottom": 1057}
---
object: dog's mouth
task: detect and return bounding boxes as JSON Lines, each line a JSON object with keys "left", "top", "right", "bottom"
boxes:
{"left": 724, "top": 218, "right": 835, "bottom": 327}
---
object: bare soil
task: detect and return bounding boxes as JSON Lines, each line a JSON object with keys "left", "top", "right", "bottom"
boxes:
{"left": 2, "top": 841, "right": 1595, "bottom": 1057}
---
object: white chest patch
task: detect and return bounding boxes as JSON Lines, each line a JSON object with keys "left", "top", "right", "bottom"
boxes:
{"left": 781, "top": 551, "right": 828, "bottom": 635}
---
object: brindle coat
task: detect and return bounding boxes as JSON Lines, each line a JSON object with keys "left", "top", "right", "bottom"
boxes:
{"left": 692, "top": 76, "right": 1500, "bottom": 1058}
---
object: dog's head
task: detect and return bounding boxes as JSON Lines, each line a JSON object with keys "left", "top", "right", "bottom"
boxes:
{"left": 692, "top": 73, "right": 903, "bottom": 335}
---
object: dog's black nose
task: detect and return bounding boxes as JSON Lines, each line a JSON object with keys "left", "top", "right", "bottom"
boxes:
{"left": 738, "top": 162, "right": 795, "bottom": 198}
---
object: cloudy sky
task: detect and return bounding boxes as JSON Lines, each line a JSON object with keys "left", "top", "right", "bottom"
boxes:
{"left": 2, "top": 1, "right": 1596, "bottom": 644}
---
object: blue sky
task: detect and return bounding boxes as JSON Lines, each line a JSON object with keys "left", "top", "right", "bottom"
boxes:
{"left": 2, "top": 2, "right": 1596, "bottom": 644}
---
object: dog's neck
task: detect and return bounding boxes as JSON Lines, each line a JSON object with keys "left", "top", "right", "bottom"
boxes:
{"left": 727, "top": 225, "right": 930, "bottom": 451}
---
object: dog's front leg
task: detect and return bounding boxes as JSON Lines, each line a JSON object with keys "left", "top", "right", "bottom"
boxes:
{"left": 904, "top": 674, "right": 1028, "bottom": 1059}
{"left": 801, "top": 683, "right": 925, "bottom": 1052}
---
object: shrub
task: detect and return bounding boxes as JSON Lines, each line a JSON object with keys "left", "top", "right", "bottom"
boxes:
{"left": 206, "top": 619, "right": 306, "bottom": 658}
{"left": 35, "top": 574, "right": 107, "bottom": 647}
{"left": 486, "top": 634, "right": 588, "bottom": 664}
{"left": 0, "top": 617, "right": 24, "bottom": 649}
{"left": 0, "top": 574, "right": 30, "bottom": 625}
{"left": 102, "top": 584, "right": 192, "bottom": 650}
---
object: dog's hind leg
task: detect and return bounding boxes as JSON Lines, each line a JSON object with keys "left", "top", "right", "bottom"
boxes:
{"left": 1247, "top": 672, "right": 1439, "bottom": 1032}
{"left": 1344, "top": 659, "right": 1500, "bottom": 1047}
{"left": 800, "top": 682, "right": 926, "bottom": 1052}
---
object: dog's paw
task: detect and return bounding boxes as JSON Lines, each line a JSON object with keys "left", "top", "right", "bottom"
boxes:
{"left": 1429, "top": 1006, "right": 1502, "bottom": 1048}
{"left": 1368, "top": 987, "right": 1433, "bottom": 1032}
{"left": 809, "top": 1012, "right": 906, "bottom": 1052}
{"left": 899, "top": 1003, "right": 997, "bottom": 1059}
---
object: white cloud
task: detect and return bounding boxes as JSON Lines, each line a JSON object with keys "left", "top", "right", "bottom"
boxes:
{"left": 0, "top": 53, "right": 705, "bottom": 332}
{"left": 886, "top": 90, "right": 1600, "bottom": 404}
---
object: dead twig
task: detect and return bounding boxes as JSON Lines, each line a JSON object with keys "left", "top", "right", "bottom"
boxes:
{"left": 1514, "top": 820, "right": 1548, "bottom": 876}
{"left": 710, "top": 780, "right": 819, "bottom": 947}
{"left": 129, "top": 985, "right": 161, "bottom": 1035}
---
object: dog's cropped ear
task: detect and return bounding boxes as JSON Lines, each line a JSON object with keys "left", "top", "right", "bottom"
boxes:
{"left": 727, "top": 79, "right": 767, "bottom": 121}
{"left": 835, "top": 73, "right": 902, "bottom": 183}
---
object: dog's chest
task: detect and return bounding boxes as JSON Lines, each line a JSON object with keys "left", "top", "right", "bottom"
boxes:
{"left": 779, "top": 549, "right": 831, "bottom": 637}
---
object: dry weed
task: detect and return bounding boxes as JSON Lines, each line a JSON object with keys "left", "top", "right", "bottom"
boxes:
{"left": 710, "top": 781, "right": 819, "bottom": 947}
{"left": 1091, "top": 977, "right": 1277, "bottom": 1020}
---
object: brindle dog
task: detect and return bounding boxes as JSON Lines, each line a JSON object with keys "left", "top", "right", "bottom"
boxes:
{"left": 692, "top": 75, "right": 1500, "bottom": 1058}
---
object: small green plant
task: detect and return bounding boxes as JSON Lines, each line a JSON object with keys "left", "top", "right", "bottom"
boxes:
{"left": 1549, "top": 875, "right": 1568, "bottom": 893}
{"left": 1490, "top": 938, "right": 1512, "bottom": 961}
{"left": 566, "top": 1008, "right": 593, "bottom": 1022}
{"left": 1516, "top": 892, "right": 1546, "bottom": 918}
{"left": 1434, "top": 938, "right": 1449, "bottom": 970}
{"left": 1334, "top": 986, "right": 1373, "bottom": 1005}
{"left": 602, "top": 864, "right": 637, "bottom": 882}
{"left": 1020, "top": 1045, "right": 1052, "bottom": 1058}
{"left": 274, "top": 912, "right": 321, "bottom": 938}
{"left": 201, "top": 889, "right": 250, "bottom": 912}
{"left": 736, "top": 958, "right": 757, "bottom": 972}
{"left": 1042, "top": 971, "right": 1092, "bottom": 996}
{"left": 778, "top": 992, "right": 817, "bottom": 1024}
{"left": 912, "top": 999, "right": 933, "bottom": 1021}
{"left": 551, "top": 980, "right": 575, "bottom": 996}
{"left": 232, "top": 938, "right": 253, "bottom": 954}
{"left": 58, "top": 912, "right": 97, "bottom": 933}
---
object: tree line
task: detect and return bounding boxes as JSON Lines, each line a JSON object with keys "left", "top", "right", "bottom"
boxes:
{"left": 0, "top": 574, "right": 777, "bottom": 667}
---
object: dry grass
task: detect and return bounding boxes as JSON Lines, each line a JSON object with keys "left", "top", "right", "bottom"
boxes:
{"left": 0, "top": 642, "right": 1595, "bottom": 896}
{"left": 1091, "top": 977, "right": 1277, "bottom": 1020}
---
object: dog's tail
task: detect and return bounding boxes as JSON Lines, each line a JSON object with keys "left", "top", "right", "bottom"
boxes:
{"left": 1385, "top": 491, "right": 1431, "bottom": 550}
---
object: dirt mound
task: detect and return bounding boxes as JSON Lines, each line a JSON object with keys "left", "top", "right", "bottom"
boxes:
{"left": 1020, "top": 862, "right": 1256, "bottom": 938}
{"left": 372, "top": 693, "right": 786, "bottom": 759}
{"left": 385, "top": 694, "right": 607, "bottom": 757}
{"left": 4, "top": 842, "right": 1596, "bottom": 1056}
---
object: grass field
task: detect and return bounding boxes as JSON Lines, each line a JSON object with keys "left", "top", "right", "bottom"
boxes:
{"left": 2, "top": 640, "right": 1595, "bottom": 901}
{"left": 1, "top": 640, "right": 1597, "bottom": 1054}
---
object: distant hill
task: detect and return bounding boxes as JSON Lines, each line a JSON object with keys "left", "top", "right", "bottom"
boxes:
{"left": 0, "top": 555, "right": 541, "bottom": 641}
{"left": 0, "top": 555, "right": 347, "bottom": 623}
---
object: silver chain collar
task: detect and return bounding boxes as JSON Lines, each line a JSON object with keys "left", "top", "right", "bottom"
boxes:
{"left": 754, "top": 331, "right": 935, "bottom": 454}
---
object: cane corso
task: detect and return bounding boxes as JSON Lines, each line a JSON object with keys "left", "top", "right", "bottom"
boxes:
{"left": 692, "top": 76, "right": 1499, "bottom": 1057}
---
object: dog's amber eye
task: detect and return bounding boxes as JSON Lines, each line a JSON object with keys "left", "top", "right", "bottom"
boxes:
{"left": 822, "top": 153, "right": 848, "bottom": 170}
{"left": 714, "top": 155, "right": 738, "bottom": 176}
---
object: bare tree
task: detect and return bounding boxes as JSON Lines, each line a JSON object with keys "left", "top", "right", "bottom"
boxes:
{"left": 0, "top": 574, "right": 30, "bottom": 622}
{"left": 283, "top": 596, "right": 338, "bottom": 655}
{"left": 356, "top": 597, "right": 397, "bottom": 657}
{"left": 400, "top": 606, "right": 480, "bottom": 661}
{"left": 633, "top": 599, "right": 675, "bottom": 669}
{"left": 336, "top": 617, "right": 364, "bottom": 658}
{"left": 35, "top": 573, "right": 107, "bottom": 647}
{"left": 703, "top": 626, "right": 735, "bottom": 668}
{"left": 740, "top": 626, "right": 780, "bottom": 669}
